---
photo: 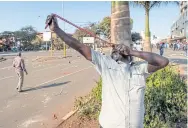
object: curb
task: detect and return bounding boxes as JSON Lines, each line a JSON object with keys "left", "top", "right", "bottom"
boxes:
{"left": 55, "top": 109, "right": 78, "bottom": 128}
{"left": 55, "top": 98, "right": 93, "bottom": 128}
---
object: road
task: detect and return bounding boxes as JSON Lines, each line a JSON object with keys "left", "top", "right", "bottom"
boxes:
{"left": 0, "top": 48, "right": 187, "bottom": 128}
{"left": 0, "top": 50, "right": 100, "bottom": 128}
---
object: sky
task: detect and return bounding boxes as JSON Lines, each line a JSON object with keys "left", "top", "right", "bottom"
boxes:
{"left": 0, "top": 1, "right": 180, "bottom": 38}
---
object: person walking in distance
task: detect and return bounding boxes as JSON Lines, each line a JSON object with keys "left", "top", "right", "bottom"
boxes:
{"left": 159, "top": 42, "right": 165, "bottom": 56}
{"left": 174, "top": 41, "right": 177, "bottom": 51}
{"left": 46, "top": 14, "right": 169, "bottom": 128}
{"left": 13, "top": 52, "right": 28, "bottom": 92}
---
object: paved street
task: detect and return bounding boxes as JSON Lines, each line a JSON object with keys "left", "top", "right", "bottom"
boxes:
{"left": 0, "top": 48, "right": 187, "bottom": 128}
{"left": 154, "top": 48, "right": 187, "bottom": 77}
{"left": 0, "top": 50, "right": 99, "bottom": 128}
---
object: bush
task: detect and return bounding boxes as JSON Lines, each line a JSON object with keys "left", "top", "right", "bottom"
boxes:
{"left": 144, "top": 65, "right": 187, "bottom": 128}
{"left": 74, "top": 78, "right": 102, "bottom": 119}
{"left": 74, "top": 66, "right": 187, "bottom": 127}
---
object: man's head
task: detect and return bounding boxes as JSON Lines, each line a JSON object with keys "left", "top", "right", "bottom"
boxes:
{"left": 18, "top": 52, "right": 21, "bottom": 57}
{"left": 111, "top": 44, "right": 132, "bottom": 63}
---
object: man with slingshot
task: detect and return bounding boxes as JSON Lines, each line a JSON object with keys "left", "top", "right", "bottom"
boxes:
{"left": 46, "top": 14, "right": 169, "bottom": 128}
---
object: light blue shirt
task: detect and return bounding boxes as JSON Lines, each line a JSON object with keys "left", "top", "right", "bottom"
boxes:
{"left": 91, "top": 49, "right": 150, "bottom": 128}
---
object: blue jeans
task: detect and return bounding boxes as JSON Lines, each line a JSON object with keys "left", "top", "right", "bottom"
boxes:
{"left": 160, "top": 50, "right": 164, "bottom": 56}
{"left": 185, "top": 50, "right": 187, "bottom": 56}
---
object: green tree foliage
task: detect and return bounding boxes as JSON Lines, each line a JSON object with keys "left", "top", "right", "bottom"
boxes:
{"left": 98, "top": 16, "right": 134, "bottom": 40}
{"left": 52, "top": 37, "right": 63, "bottom": 50}
{"left": 144, "top": 66, "right": 187, "bottom": 128}
{"left": 98, "top": 16, "right": 111, "bottom": 39}
{"left": 131, "top": 32, "right": 142, "bottom": 42}
{"left": 73, "top": 17, "right": 134, "bottom": 44}
{"left": 14, "top": 26, "right": 37, "bottom": 48}
{"left": 0, "top": 31, "right": 14, "bottom": 39}
{"left": 73, "top": 23, "right": 99, "bottom": 42}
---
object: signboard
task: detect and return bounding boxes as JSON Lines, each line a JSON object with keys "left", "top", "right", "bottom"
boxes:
{"left": 83, "top": 37, "right": 94, "bottom": 44}
{"left": 43, "top": 32, "right": 52, "bottom": 41}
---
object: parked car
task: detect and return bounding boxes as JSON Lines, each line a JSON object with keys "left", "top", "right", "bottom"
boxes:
{"left": 11, "top": 46, "right": 18, "bottom": 52}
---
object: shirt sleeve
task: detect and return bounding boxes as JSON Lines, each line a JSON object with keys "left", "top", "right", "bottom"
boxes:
{"left": 138, "top": 61, "right": 150, "bottom": 77}
{"left": 91, "top": 49, "right": 104, "bottom": 75}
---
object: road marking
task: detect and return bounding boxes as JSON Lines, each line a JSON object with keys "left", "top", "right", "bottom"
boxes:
{"left": 61, "top": 65, "right": 78, "bottom": 71}
{"left": 31, "top": 63, "right": 67, "bottom": 73}
{"left": 0, "top": 66, "right": 12, "bottom": 70}
{"left": 0, "top": 61, "right": 81, "bottom": 81}
{"left": 0, "top": 57, "right": 82, "bottom": 71}
{"left": 35, "top": 66, "right": 92, "bottom": 87}
{"left": 31, "top": 59, "right": 80, "bottom": 73}
{"left": 0, "top": 76, "right": 14, "bottom": 81}
{"left": 0, "top": 63, "right": 29, "bottom": 71}
{"left": 20, "top": 115, "right": 45, "bottom": 128}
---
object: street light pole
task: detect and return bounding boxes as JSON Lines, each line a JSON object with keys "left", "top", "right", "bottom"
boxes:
{"left": 62, "top": 1, "right": 66, "bottom": 58}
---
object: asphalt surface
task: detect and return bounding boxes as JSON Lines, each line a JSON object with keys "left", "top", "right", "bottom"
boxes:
{"left": 0, "top": 50, "right": 99, "bottom": 128}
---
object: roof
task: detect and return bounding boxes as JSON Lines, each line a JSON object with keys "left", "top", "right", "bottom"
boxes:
{"left": 170, "top": 36, "right": 186, "bottom": 41}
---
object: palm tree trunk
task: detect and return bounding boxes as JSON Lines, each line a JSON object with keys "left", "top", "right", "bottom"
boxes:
{"left": 144, "top": 6, "right": 152, "bottom": 52}
{"left": 111, "top": 1, "right": 132, "bottom": 47}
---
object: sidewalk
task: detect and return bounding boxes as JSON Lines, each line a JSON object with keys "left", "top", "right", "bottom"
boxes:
{"left": 154, "top": 48, "right": 187, "bottom": 80}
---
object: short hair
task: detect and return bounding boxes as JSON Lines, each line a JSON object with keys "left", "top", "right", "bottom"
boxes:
{"left": 18, "top": 52, "right": 21, "bottom": 56}
{"left": 112, "top": 44, "right": 115, "bottom": 48}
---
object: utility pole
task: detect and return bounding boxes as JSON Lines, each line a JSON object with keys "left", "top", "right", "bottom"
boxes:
{"left": 62, "top": 1, "right": 66, "bottom": 57}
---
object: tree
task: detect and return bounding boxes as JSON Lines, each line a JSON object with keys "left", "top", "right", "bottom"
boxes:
{"left": 132, "top": 1, "right": 179, "bottom": 52}
{"left": 131, "top": 32, "right": 142, "bottom": 42}
{"left": 73, "top": 23, "right": 99, "bottom": 42}
{"left": 31, "top": 35, "right": 43, "bottom": 50}
{"left": 0, "top": 31, "right": 14, "bottom": 39}
{"left": 14, "top": 26, "right": 37, "bottom": 48}
{"left": 0, "top": 31, "right": 15, "bottom": 51}
{"left": 52, "top": 37, "right": 63, "bottom": 50}
{"left": 111, "top": 1, "right": 132, "bottom": 46}
{"left": 31, "top": 35, "right": 42, "bottom": 45}
{"left": 98, "top": 16, "right": 111, "bottom": 39}
{"left": 99, "top": 16, "right": 133, "bottom": 41}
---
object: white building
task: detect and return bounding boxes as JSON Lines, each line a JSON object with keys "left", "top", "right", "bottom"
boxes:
{"left": 171, "top": 1, "right": 187, "bottom": 38}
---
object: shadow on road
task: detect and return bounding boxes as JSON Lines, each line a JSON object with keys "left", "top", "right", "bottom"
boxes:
{"left": 169, "top": 58, "right": 187, "bottom": 65}
{"left": 22, "top": 81, "right": 71, "bottom": 92}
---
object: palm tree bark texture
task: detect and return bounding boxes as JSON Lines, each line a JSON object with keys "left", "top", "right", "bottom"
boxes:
{"left": 144, "top": 1, "right": 151, "bottom": 52}
{"left": 111, "top": 1, "right": 132, "bottom": 47}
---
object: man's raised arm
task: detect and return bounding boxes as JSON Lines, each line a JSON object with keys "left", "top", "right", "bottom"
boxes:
{"left": 130, "top": 50, "right": 169, "bottom": 73}
{"left": 46, "top": 14, "right": 92, "bottom": 61}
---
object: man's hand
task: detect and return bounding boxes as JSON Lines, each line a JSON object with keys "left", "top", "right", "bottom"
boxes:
{"left": 45, "top": 14, "right": 92, "bottom": 61}
{"left": 46, "top": 14, "right": 59, "bottom": 31}
{"left": 115, "top": 44, "right": 132, "bottom": 56}
{"left": 24, "top": 70, "right": 28, "bottom": 75}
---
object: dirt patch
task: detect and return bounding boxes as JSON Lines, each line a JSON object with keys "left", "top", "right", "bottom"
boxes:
{"left": 57, "top": 113, "right": 99, "bottom": 128}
